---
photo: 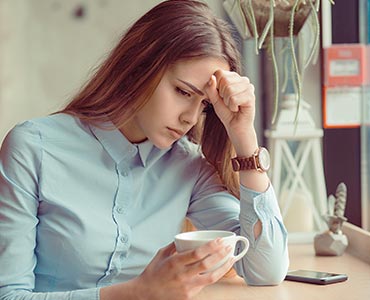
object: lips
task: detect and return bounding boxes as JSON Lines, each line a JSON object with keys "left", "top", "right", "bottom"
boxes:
{"left": 167, "top": 127, "right": 185, "bottom": 139}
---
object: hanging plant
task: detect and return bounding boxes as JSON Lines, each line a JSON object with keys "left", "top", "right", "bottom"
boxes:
{"left": 224, "top": 0, "right": 335, "bottom": 124}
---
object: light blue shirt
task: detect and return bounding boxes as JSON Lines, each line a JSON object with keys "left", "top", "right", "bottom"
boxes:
{"left": 0, "top": 113, "right": 288, "bottom": 300}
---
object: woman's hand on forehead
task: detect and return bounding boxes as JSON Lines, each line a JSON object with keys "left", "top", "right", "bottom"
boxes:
{"left": 205, "top": 69, "right": 256, "bottom": 130}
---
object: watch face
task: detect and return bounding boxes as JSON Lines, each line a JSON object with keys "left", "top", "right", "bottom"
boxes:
{"left": 258, "top": 147, "right": 270, "bottom": 171}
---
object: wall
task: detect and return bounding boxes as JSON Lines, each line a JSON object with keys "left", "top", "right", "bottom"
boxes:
{"left": 0, "top": 0, "right": 162, "bottom": 140}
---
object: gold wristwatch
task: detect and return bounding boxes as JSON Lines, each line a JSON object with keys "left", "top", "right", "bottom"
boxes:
{"left": 231, "top": 147, "right": 270, "bottom": 172}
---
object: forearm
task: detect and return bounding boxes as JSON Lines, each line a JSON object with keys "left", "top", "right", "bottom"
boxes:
{"left": 0, "top": 288, "right": 99, "bottom": 300}
{"left": 100, "top": 279, "right": 139, "bottom": 300}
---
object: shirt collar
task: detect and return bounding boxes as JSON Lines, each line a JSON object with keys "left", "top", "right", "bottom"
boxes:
{"left": 89, "top": 121, "right": 156, "bottom": 167}
{"left": 89, "top": 122, "right": 137, "bottom": 164}
{"left": 135, "top": 139, "right": 153, "bottom": 167}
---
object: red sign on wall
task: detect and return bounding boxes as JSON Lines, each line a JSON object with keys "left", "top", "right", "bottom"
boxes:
{"left": 324, "top": 44, "right": 370, "bottom": 87}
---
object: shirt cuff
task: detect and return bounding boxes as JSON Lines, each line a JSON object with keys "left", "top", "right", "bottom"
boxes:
{"left": 239, "top": 183, "right": 282, "bottom": 225}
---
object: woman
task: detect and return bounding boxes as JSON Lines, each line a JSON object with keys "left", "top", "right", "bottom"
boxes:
{"left": 0, "top": 1, "right": 289, "bottom": 299}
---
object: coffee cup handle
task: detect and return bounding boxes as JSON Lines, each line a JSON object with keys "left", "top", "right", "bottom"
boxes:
{"left": 232, "top": 236, "right": 249, "bottom": 261}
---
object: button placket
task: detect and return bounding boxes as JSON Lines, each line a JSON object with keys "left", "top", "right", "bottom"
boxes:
{"left": 120, "top": 234, "right": 128, "bottom": 244}
{"left": 120, "top": 252, "right": 128, "bottom": 260}
{"left": 106, "top": 153, "right": 136, "bottom": 280}
{"left": 116, "top": 206, "right": 125, "bottom": 214}
{"left": 121, "top": 169, "right": 129, "bottom": 177}
{"left": 116, "top": 223, "right": 132, "bottom": 251}
{"left": 98, "top": 146, "right": 138, "bottom": 286}
{"left": 115, "top": 160, "right": 132, "bottom": 212}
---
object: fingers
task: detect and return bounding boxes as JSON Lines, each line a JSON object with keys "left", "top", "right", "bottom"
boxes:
{"left": 195, "top": 257, "right": 236, "bottom": 286}
{"left": 211, "top": 70, "right": 255, "bottom": 113}
{"left": 216, "top": 70, "right": 248, "bottom": 99}
{"left": 221, "top": 81, "right": 255, "bottom": 111}
{"left": 184, "top": 244, "right": 233, "bottom": 276}
{"left": 151, "top": 242, "right": 176, "bottom": 265}
{"left": 175, "top": 238, "right": 225, "bottom": 265}
{"left": 139, "top": 240, "right": 235, "bottom": 300}
{"left": 206, "top": 75, "right": 226, "bottom": 111}
{"left": 174, "top": 238, "right": 234, "bottom": 278}
{"left": 155, "top": 239, "right": 233, "bottom": 278}
{"left": 160, "top": 242, "right": 177, "bottom": 256}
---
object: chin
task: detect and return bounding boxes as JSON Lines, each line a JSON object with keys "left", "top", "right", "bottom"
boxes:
{"left": 151, "top": 137, "right": 177, "bottom": 150}
{"left": 155, "top": 142, "right": 175, "bottom": 150}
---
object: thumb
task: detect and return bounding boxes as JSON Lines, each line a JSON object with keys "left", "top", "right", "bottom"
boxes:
{"left": 159, "top": 242, "right": 177, "bottom": 257}
{"left": 205, "top": 75, "right": 228, "bottom": 118}
{"left": 150, "top": 242, "right": 176, "bottom": 264}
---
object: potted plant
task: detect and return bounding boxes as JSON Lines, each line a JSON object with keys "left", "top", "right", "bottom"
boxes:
{"left": 223, "top": 0, "right": 335, "bottom": 124}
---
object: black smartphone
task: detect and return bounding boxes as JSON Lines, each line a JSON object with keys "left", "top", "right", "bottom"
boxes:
{"left": 285, "top": 269, "right": 348, "bottom": 285}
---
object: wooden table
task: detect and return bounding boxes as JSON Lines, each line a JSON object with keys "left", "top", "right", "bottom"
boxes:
{"left": 195, "top": 223, "right": 370, "bottom": 300}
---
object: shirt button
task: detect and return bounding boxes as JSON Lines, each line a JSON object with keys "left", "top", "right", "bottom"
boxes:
{"left": 120, "top": 234, "right": 129, "bottom": 243}
{"left": 116, "top": 206, "right": 124, "bottom": 214}
{"left": 121, "top": 171, "right": 128, "bottom": 177}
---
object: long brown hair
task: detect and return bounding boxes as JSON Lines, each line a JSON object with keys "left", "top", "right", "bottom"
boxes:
{"left": 61, "top": 0, "right": 241, "bottom": 197}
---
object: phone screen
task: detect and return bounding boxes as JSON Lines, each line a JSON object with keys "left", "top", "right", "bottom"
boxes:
{"left": 285, "top": 269, "right": 348, "bottom": 285}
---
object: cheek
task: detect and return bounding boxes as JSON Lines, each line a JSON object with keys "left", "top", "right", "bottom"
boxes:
{"left": 138, "top": 95, "right": 173, "bottom": 128}
{"left": 149, "top": 88, "right": 179, "bottom": 117}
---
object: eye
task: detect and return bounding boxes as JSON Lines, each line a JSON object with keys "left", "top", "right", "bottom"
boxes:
{"left": 201, "top": 99, "right": 213, "bottom": 113}
{"left": 176, "top": 87, "right": 191, "bottom": 98}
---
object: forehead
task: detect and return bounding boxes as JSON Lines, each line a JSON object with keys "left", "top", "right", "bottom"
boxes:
{"left": 166, "top": 57, "right": 230, "bottom": 79}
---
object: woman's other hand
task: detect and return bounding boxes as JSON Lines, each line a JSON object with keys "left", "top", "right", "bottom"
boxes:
{"left": 133, "top": 240, "right": 234, "bottom": 300}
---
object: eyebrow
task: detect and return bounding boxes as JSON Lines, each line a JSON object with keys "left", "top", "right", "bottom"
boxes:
{"left": 178, "top": 79, "right": 204, "bottom": 96}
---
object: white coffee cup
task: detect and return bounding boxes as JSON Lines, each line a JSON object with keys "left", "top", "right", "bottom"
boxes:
{"left": 174, "top": 230, "right": 249, "bottom": 273}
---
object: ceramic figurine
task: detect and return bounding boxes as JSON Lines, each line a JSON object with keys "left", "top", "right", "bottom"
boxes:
{"left": 314, "top": 183, "right": 349, "bottom": 256}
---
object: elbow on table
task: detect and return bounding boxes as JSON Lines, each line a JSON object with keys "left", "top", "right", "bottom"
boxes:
{"left": 242, "top": 260, "right": 289, "bottom": 286}
{"left": 246, "top": 271, "right": 287, "bottom": 286}
{"left": 244, "top": 269, "right": 287, "bottom": 286}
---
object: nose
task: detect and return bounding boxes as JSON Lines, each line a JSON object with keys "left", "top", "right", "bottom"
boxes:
{"left": 179, "top": 103, "right": 202, "bottom": 126}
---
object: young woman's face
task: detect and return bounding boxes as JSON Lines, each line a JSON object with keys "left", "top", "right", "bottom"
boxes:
{"left": 121, "top": 57, "right": 230, "bottom": 149}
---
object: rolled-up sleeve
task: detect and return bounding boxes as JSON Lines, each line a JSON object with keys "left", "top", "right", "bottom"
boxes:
{"left": 235, "top": 184, "right": 289, "bottom": 285}
{"left": 187, "top": 158, "right": 289, "bottom": 286}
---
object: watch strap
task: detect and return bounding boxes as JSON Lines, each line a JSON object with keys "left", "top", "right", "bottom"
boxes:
{"left": 231, "top": 147, "right": 270, "bottom": 172}
{"left": 231, "top": 156, "right": 257, "bottom": 171}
